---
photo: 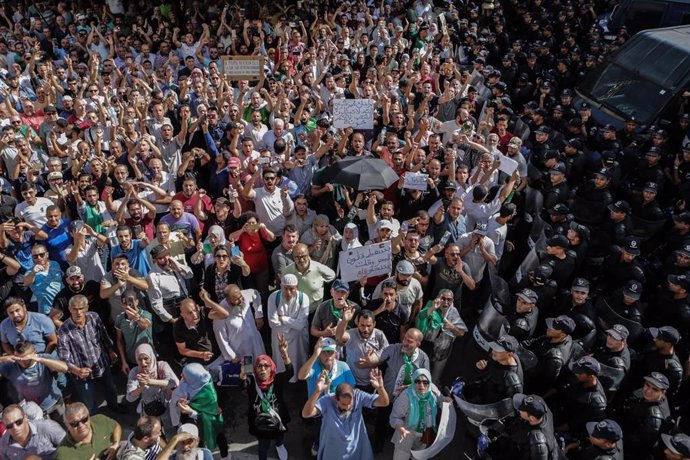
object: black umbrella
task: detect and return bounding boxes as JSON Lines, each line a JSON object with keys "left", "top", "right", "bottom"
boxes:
{"left": 324, "top": 157, "right": 399, "bottom": 191}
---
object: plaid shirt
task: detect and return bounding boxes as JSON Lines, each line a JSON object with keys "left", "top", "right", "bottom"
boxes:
{"left": 57, "top": 312, "right": 112, "bottom": 379}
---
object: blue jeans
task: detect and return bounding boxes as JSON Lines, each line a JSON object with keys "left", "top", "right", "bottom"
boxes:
{"left": 71, "top": 365, "right": 118, "bottom": 413}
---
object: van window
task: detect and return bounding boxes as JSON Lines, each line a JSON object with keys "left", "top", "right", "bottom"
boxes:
{"left": 578, "top": 63, "right": 673, "bottom": 123}
{"left": 625, "top": 2, "right": 666, "bottom": 33}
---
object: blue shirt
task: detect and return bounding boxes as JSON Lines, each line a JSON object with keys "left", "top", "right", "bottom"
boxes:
{"left": 41, "top": 219, "right": 73, "bottom": 270}
{"left": 0, "top": 353, "right": 62, "bottom": 409}
{"left": 111, "top": 240, "right": 152, "bottom": 277}
{"left": 314, "top": 389, "right": 378, "bottom": 460}
{"left": 32, "top": 261, "right": 64, "bottom": 315}
{"left": 307, "top": 359, "right": 356, "bottom": 396}
{"left": 0, "top": 312, "right": 56, "bottom": 353}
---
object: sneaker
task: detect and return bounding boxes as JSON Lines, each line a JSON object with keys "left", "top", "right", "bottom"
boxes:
{"left": 276, "top": 444, "right": 288, "bottom": 460}
{"left": 310, "top": 442, "right": 318, "bottom": 456}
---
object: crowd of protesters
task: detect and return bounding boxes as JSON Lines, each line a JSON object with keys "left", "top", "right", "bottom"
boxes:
{"left": 1, "top": 0, "right": 690, "bottom": 459}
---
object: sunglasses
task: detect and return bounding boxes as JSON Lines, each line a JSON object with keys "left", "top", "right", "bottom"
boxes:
{"left": 31, "top": 252, "right": 47, "bottom": 259}
{"left": 5, "top": 417, "right": 24, "bottom": 429}
{"left": 68, "top": 415, "right": 89, "bottom": 428}
{"left": 414, "top": 379, "right": 430, "bottom": 385}
{"left": 215, "top": 254, "right": 229, "bottom": 259}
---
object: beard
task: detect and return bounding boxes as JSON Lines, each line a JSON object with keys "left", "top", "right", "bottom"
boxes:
{"left": 177, "top": 448, "right": 199, "bottom": 460}
{"left": 396, "top": 277, "right": 410, "bottom": 286}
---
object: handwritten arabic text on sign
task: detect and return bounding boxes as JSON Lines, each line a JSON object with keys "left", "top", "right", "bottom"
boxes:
{"left": 339, "top": 241, "right": 392, "bottom": 283}
{"left": 333, "top": 98, "right": 375, "bottom": 130}
{"left": 403, "top": 172, "right": 429, "bottom": 191}
{"left": 221, "top": 56, "right": 264, "bottom": 80}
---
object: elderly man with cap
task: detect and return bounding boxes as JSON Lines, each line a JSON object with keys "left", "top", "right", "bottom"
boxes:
{"left": 471, "top": 334, "right": 524, "bottom": 403}
{"left": 504, "top": 288, "right": 539, "bottom": 342}
{"left": 268, "top": 274, "right": 310, "bottom": 381}
{"left": 559, "top": 356, "right": 607, "bottom": 437}
{"left": 507, "top": 393, "right": 561, "bottom": 460}
{"left": 146, "top": 244, "right": 194, "bottom": 363}
{"left": 524, "top": 315, "right": 577, "bottom": 392}
{"left": 567, "top": 419, "right": 624, "bottom": 460}
{"left": 0, "top": 403, "right": 66, "bottom": 459}
{"left": 310, "top": 280, "right": 360, "bottom": 339}
{"left": 282, "top": 243, "right": 336, "bottom": 315}
{"left": 155, "top": 423, "right": 213, "bottom": 460}
{"left": 620, "top": 372, "right": 672, "bottom": 458}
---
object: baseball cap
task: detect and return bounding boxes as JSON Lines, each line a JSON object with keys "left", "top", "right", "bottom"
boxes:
{"left": 623, "top": 237, "right": 641, "bottom": 256}
{"left": 332, "top": 279, "right": 350, "bottom": 292}
{"left": 227, "top": 157, "right": 241, "bottom": 168}
{"left": 512, "top": 393, "right": 548, "bottom": 418}
{"left": 321, "top": 337, "right": 338, "bottom": 352}
{"left": 669, "top": 274, "right": 690, "bottom": 291}
{"left": 547, "top": 234, "right": 569, "bottom": 249}
{"left": 571, "top": 277, "right": 590, "bottom": 292}
{"left": 549, "top": 162, "right": 567, "bottom": 175}
{"left": 594, "top": 168, "right": 611, "bottom": 179}
{"left": 548, "top": 204, "right": 570, "bottom": 215}
{"left": 377, "top": 219, "right": 394, "bottom": 231}
{"left": 650, "top": 326, "right": 681, "bottom": 345}
{"left": 473, "top": 221, "right": 488, "bottom": 236}
{"left": 569, "top": 222, "right": 590, "bottom": 241}
{"left": 62, "top": 95, "right": 73, "bottom": 102}
{"left": 601, "top": 123, "right": 616, "bottom": 132}
{"left": 489, "top": 335, "right": 519, "bottom": 353}
{"left": 545, "top": 315, "right": 576, "bottom": 334}
{"left": 606, "top": 324, "right": 629, "bottom": 341}
{"left": 623, "top": 280, "right": 643, "bottom": 300}
{"left": 608, "top": 200, "right": 631, "bottom": 214}
{"left": 565, "top": 138, "right": 583, "bottom": 150}
{"left": 643, "top": 182, "right": 658, "bottom": 193}
{"left": 508, "top": 137, "right": 522, "bottom": 147}
{"left": 47, "top": 171, "right": 63, "bottom": 181}
{"left": 643, "top": 372, "right": 670, "bottom": 390}
{"left": 568, "top": 356, "right": 601, "bottom": 375}
{"left": 586, "top": 420, "right": 623, "bottom": 442}
{"left": 533, "top": 264, "right": 553, "bottom": 284}
{"left": 663, "top": 434, "right": 690, "bottom": 457}
{"left": 516, "top": 288, "right": 538, "bottom": 304}
{"left": 65, "top": 266, "right": 83, "bottom": 278}
{"left": 534, "top": 125, "right": 549, "bottom": 135}
{"left": 646, "top": 146, "right": 661, "bottom": 157}
{"left": 674, "top": 213, "right": 690, "bottom": 225}
{"left": 396, "top": 260, "right": 415, "bottom": 275}
{"left": 44, "top": 105, "right": 57, "bottom": 114}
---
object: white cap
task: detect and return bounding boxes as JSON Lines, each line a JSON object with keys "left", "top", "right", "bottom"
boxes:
{"left": 282, "top": 274, "right": 298, "bottom": 286}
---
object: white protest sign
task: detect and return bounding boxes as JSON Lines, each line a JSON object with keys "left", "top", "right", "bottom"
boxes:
{"left": 498, "top": 154, "right": 518, "bottom": 176}
{"left": 338, "top": 241, "right": 392, "bottom": 283}
{"left": 333, "top": 98, "right": 375, "bottom": 130}
{"left": 411, "top": 401, "right": 457, "bottom": 459}
{"left": 221, "top": 56, "right": 264, "bottom": 80}
{"left": 403, "top": 172, "right": 429, "bottom": 191}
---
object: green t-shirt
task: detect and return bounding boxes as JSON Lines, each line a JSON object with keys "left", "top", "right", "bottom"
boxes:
{"left": 56, "top": 414, "right": 118, "bottom": 460}
{"left": 114, "top": 309, "right": 154, "bottom": 363}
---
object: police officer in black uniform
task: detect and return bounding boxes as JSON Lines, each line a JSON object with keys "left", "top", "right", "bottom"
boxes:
{"left": 505, "top": 288, "right": 540, "bottom": 342}
{"left": 637, "top": 326, "right": 684, "bottom": 399}
{"left": 524, "top": 315, "right": 576, "bottom": 393}
{"left": 556, "top": 278, "right": 597, "bottom": 350}
{"left": 472, "top": 335, "right": 525, "bottom": 403}
{"left": 567, "top": 419, "right": 625, "bottom": 460}
{"left": 606, "top": 280, "right": 645, "bottom": 325}
{"left": 517, "top": 264, "right": 558, "bottom": 315}
{"left": 561, "top": 356, "right": 608, "bottom": 437}
{"left": 601, "top": 237, "right": 646, "bottom": 293}
{"left": 509, "top": 393, "right": 562, "bottom": 460}
{"left": 621, "top": 372, "right": 672, "bottom": 459}
{"left": 593, "top": 324, "right": 632, "bottom": 376}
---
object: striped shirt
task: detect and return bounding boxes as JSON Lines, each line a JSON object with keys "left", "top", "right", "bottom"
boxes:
{"left": 57, "top": 312, "right": 112, "bottom": 379}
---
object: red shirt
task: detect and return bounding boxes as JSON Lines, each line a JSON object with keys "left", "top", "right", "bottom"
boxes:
{"left": 125, "top": 214, "right": 155, "bottom": 241}
{"left": 237, "top": 230, "right": 269, "bottom": 273}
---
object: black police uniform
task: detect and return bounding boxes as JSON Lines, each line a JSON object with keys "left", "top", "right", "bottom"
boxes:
{"left": 621, "top": 388, "right": 672, "bottom": 458}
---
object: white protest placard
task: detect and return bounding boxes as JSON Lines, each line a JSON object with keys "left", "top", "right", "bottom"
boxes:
{"left": 221, "top": 56, "right": 264, "bottom": 80}
{"left": 411, "top": 401, "right": 457, "bottom": 459}
{"left": 338, "top": 241, "right": 392, "bottom": 283}
{"left": 498, "top": 154, "right": 518, "bottom": 176}
{"left": 403, "top": 172, "right": 429, "bottom": 191}
{"left": 333, "top": 98, "right": 375, "bottom": 130}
